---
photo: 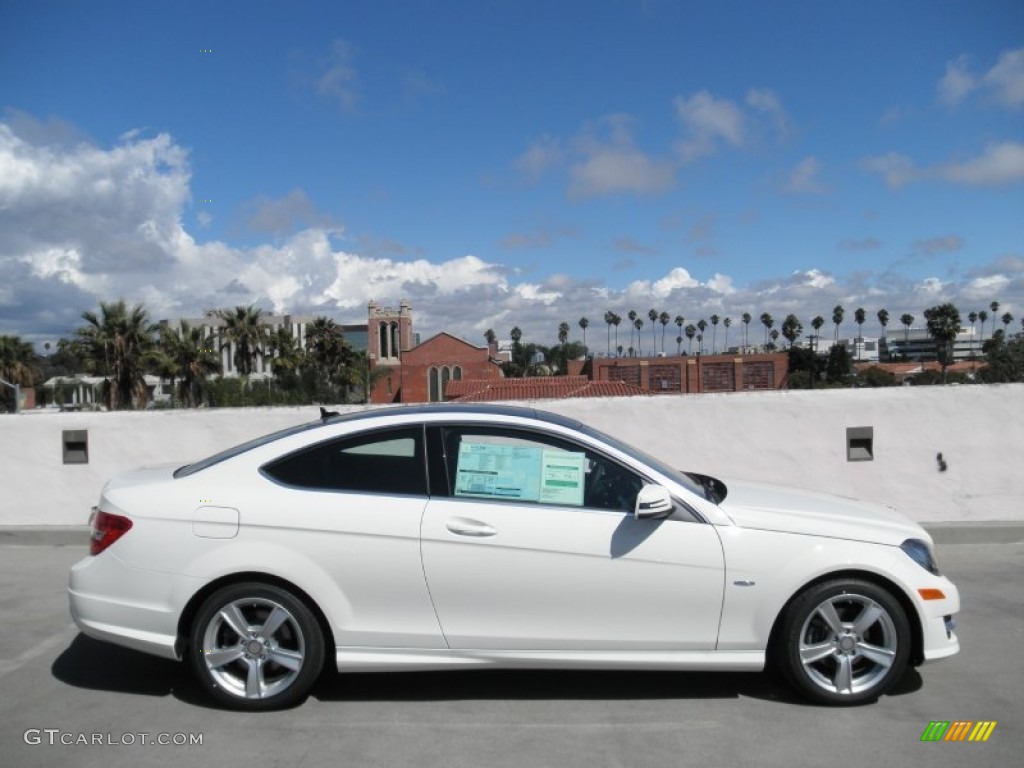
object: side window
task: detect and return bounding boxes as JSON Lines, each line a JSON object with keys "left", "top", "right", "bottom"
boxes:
{"left": 439, "top": 426, "right": 643, "bottom": 513}
{"left": 262, "top": 426, "right": 426, "bottom": 495}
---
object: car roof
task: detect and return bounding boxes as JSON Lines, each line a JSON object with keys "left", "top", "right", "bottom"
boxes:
{"left": 322, "top": 402, "right": 584, "bottom": 430}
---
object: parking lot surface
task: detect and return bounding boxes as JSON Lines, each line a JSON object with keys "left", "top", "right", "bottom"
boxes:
{"left": 1, "top": 540, "right": 1020, "bottom": 768}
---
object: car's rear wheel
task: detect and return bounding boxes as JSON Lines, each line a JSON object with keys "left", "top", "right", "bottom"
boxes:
{"left": 189, "top": 582, "right": 325, "bottom": 711}
{"left": 776, "top": 579, "right": 910, "bottom": 705}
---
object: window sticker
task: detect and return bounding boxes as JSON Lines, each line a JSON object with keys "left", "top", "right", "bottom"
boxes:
{"left": 454, "top": 441, "right": 585, "bottom": 506}
{"left": 539, "top": 449, "right": 585, "bottom": 506}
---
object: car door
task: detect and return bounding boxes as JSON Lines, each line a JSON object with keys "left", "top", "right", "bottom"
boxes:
{"left": 420, "top": 424, "right": 725, "bottom": 651}
{"left": 257, "top": 425, "right": 445, "bottom": 649}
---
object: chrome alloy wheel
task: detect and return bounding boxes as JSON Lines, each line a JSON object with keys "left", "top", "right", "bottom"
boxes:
{"left": 797, "top": 592, "right": 898, "bottom": 696}
{"left": 201, "top": 597, "right": 307, "bottom": 700}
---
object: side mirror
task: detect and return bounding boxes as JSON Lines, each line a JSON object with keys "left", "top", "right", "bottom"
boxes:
{"left": 635, "top": 484, "right": 673, "bottom": 519}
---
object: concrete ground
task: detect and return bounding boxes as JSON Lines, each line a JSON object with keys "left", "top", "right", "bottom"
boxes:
{"left": 1, "top": 541, "right": 1020, "bottom": 768}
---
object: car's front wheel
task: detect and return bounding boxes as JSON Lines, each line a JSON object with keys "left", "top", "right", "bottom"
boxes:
{"left": 189, "top": 582, "right": 325, "bottom": 711}
{"left": 776, "top": 579, "right": 911, "bottom": 705}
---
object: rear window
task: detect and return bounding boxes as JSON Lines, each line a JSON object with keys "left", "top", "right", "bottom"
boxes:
{"left": 173, "top": 420, "right": 327, "bottom": 478}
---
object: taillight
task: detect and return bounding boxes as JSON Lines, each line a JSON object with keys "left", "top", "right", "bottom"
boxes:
{"left": 90, "top": 510, "right": 133, "bottom": 555}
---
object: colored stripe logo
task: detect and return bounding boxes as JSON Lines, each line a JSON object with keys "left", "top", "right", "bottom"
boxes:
{"left": 920, "top": 721, "right": 997, "bottom": 742}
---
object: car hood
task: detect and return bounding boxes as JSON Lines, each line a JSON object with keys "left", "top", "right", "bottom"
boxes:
{"left": 715, "top": 477, "right": 927, "bottom": 546}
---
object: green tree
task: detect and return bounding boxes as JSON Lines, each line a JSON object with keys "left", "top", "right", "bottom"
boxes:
{"left": 674, "top": 315, "right": 684, "bottom": 354}
{"left": 768, "top": 328, "right": 779, "bottom": 351}
{"left": 854, "top": 307, "right": 866, "bottom": 359}
{"left": 484, "top": 328, "right": 497, "bottom": 347}
{"left": 604, "top": 311, "right": 614, "bottom": 355}
{"left": 627, "top": 310, "right": 637, "bottom": 354}
{"left": 741, "top": 312, "right": 752, "bottom": 348}
{"left": 558, "top": 321, "right": 570, "bottom": 349}
{"left": 0, "top": 335, "right": 36, "bottom": 412}
{"left": 710, "top": 314, "right": 720, "bottom": 354}
{"left": 877, "top": 308, "right": 889, "bottom": 338}
{"left": 75, "top": 300, "right": 156, "bottom": 410}
{"left": 633, "top": 316, "right": 644, "bottom": 356}
{"left": 304, "top": 316, "right": 358, "bottom": 400}
{"left": 856, "top": 366, "right": 897, "bottom": 388}
{"left": 684, "top": 324, "right": 696, "bottom": 354}
{"left": 968, "top": 311, "right": 979, "bottom": 359}
{"left": 900, "top": 313, "right": 914, "bottom": 344}
{"left": 1001, "top": 311, "right": 1014, "bottom": 335}
{"left": 826, "top": 343, "right": 852, "bottom": 383}
{"left": 781, "top": 314, "right": 803, "bottom": 348}
{"left": 218, "top": 305, "right": 268, "bottom": 377}
{"left": 923, "top": 303, "right": 962, "bottom": 383}
{"left": 832, "top": 304, "right": 844, "bottom": 343}
{"left": 723, "top": 317, "right": 732, "bottom": 351}
{"left": 659, "top": 311, "right": 670, "bottom": 354}
{"left": 648, "top": 309, "right": 658, "bottom": 356}
{"left": 759, "top": 312, "right": 774, "bottom": 347}
{"left": 811, "top": 315, "right": 825, "bottom": 351}
{"left": 990, "top": 301, "right": 1000, "bottom": 336}
{"left": 163, "top": 320, "right": 223, "bottom": 407}
{"left": 978, "top": 334, "right": 1024, "bottom": 383}
{"left": 978, "top": 309, "right": 988, "bottom": 348}
{"left": 697, "top": 319, "right": 707, "bottom": 355}
{"left": 578, "top": 317, "right": 589, "bottom": 355}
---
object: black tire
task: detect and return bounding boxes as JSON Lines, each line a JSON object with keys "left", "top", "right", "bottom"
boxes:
{"left": 775, "top": 579, "right": 911, "bottom": 706}
{"left": 188, "top": 582, "right": 325, "bottom": 711}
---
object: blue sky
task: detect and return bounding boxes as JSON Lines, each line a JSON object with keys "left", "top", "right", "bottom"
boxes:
{"left": 1, "top": 0, "right": 1022, "bottom": 351}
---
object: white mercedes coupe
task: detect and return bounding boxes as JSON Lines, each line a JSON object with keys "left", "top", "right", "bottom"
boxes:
{"left": 69, "top": 404, "right": 959, "bottom": 710}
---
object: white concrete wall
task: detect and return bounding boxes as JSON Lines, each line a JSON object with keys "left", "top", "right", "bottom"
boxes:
{"left": 1, "top": 385, "right": 1021, "bottom": 526}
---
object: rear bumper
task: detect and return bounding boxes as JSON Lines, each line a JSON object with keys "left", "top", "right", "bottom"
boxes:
{"left": 68, "top": 551, "right": 201, "bottom": 661}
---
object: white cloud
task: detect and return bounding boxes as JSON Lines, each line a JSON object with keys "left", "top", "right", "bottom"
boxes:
{"left": 938, "top": 55, "right": 976, "bottom": 106}
{"left": 515, "top": 136, "right": 564, "bottom": 181}
{"left": 937, "top": 47, "right": 1024, "bottom": 109}
{"left": 673, "top": 91, "right": 744, "bottom": 162}
{"left": 983, "top": 48, "right": 1024, "bottom": 108}
{"left": 568, "top": 116, "right": 675, "bottom": 199}
{"left": 938, "top": 142, "right": 1024, "bottom": 186}
{"left": 1, "top": 114, "right": 1021, "bottom": 348}
{"left": 863, "top": 143, "right": 1024, "bottom": 188}
{"left": 786, "top": 156, "right": 827, "bottom": 194}
{"left": 746, "top": 88, "right": 790, "bottom": 135}
{"left": 316, "top": 39, "right": 359, "bottom": 110}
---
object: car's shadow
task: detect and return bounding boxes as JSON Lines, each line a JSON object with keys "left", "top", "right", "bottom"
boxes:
{"left": 52, "top": 633, "right": 923, "bottom": 709}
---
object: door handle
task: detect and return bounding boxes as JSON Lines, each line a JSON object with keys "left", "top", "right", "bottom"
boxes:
{"left": 445, "top": 517, "right": 497, "bottom": 537}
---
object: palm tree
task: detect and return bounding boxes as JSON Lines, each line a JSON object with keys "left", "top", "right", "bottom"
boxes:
{"left": 760, "top": 312, "right": 774, "bottom": 347}
{"left": 76, "top": 300, "right": 156, "bottom": 410}
{"left": 684, "top": 324, "right": 696, "bottom": 354}
{"left": 978, "top": 309, "right": 988, "bottom": 348}
{"left": 723, "top": 317, "right": 732, "bottom": 351}
{"left": 900, "top": 314, "right": 914, "bottom": 355}
{"left": 604, "top": 311, "right": 614, "bottom": 356}
{"left": 578, "top": 317, "right": 589, "bottom": 355}
{"left": 484, "top": 328, "right": 497, "bottom": 347}
{"left": 811, "top": 315, "right": 825, "bottom": 352}
{"left": 0, "top": 335, "right": 35, "bottom": 411}
{"left": 1002, "top": 312, "right": 1014, "bottom": 336}
{"left": 659, "top": 311, "right": 670, "bottom": 354}
{"left": 269, "top": 326, "right": 304, "bottom": 380}
{"left": 781, "top": 314, "right": 803, "bottom": 348}
{"left": 164, "top": 320, "right": 223, "bottom": 407}
{"left": 769, "top": 328, "right": 780, "bottom": 351}
{"left": 306, "top": 316, "right": 358, "bottom": 398}
{"left": 853, "top": 308, "right": 866, "bottom": 359}
{"left": 924, "top": 303, "right": 962, "bottom": 383}
{"left": 627, "top": 310, "right": 638, "bottom": 354}
{"left": 741, "top": 312, "right": 752, "bottom": 349}
{"left": 696, "top": 319, "right": 707, "bottom": 355}
{"left": 990, "top": 301, "right": 1000, "bottom": 336}
{"left": 968, "top": 311, "right": 978, "bottom": 358}
{"left": 877, "top": 308, "right": 889, "bottom": 337}
{"left": 218, "top": 305, "right": 268, "bottom": 377}
{"left": 674, "top": 315, "right": 684, "bottom": 354}
{"left": 710, "top": 314, "right": 720, "bottom": 354}
{"left": 611, "top": 313, "right": 621, "bottom": 355}
{"left": 633, "top": 317, "right": 644, "bottom": 356}
{"left": 832, "top": 305, "right": 844, "bottom": 344}
{"left": 676, "top": 335, "right": 683, "bottom": 355}
{"left": 558, "top": 321, "right": 570, "bottom": 348}
{"left": 648, "top": 309, "right": 658, "bottom": 356}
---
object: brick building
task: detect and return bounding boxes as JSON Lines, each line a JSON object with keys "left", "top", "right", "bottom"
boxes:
{"left": 590, "top": 353, "right": 788, "bottom": 394}
{"left": 368, "top": 301, "right": 503, "bottom": 403}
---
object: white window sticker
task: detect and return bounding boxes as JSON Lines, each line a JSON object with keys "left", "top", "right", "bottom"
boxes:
{"left": 454, "top": 441, "right": 586, "bottom": 507}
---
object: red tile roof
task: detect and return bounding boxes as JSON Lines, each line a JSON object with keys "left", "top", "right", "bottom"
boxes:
{"left": 445, "top": 376, "right": 650, "bottom": 402}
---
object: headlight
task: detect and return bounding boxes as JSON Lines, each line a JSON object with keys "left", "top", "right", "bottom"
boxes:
{"left": 901, "top": 538, "right": 940, "bottom": 575}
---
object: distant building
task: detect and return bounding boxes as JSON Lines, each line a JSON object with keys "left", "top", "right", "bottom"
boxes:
{"left": 884, "top": 328, "right": 980, "bottom": 363}
{"left": 590, "top": 353, "right": 788, "bottom": 394}
{"left": 445, "top": 376, "right": 649, "bottom": 402}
